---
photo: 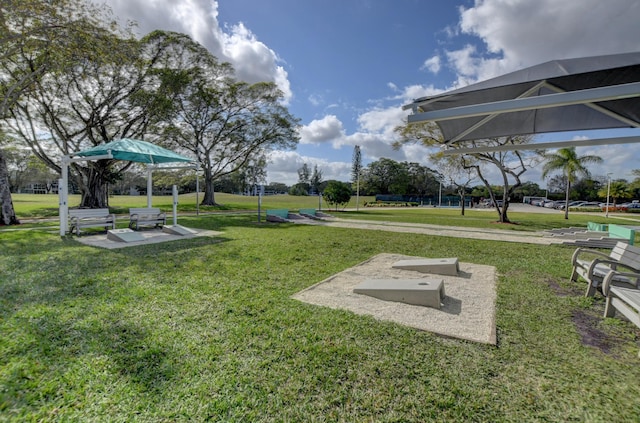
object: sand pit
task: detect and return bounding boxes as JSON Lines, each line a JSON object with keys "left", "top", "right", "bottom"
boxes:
{"left": 292, "top": 253, "right": 497, "bottom": 345}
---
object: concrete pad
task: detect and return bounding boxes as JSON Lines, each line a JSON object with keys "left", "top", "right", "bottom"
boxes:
{"left": 392, "top": 258, "right": 459, "bottom": 276}
{"left": 354, "top": 278, "right": 445, "bottom": 309}
{"left": 163, "top": 225, "right": 198, "bottom": 236}
{"left": 292, "top": 253, "right": 497, "bottom": 345}
{"left": 75, "top": 228, "right": 222, "bottom": 249}
{"left": 107, "top": 228, "right": 145, "bottom": 242}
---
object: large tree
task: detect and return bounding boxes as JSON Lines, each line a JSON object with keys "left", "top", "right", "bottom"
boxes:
{"left": 2, "top": 0, "right": 158, "bottom": 209}
{"left": 432, "top": 154, "right": 477, "bottom": 215}
{"left": 395, "top": 121, "right": 539, "bottom": 223}
{"left": 541, "top": 147, "right": 602, "bottom": 219}
{"left": 0, "top": 0, "right": 101, "bottom": 223}
{"left": 405, "top": 162, "right": 440, "bottom": 200}
{"left": 362, "top": 158, "right": 410, "bottom": 195}
{"left": 156, "top": 34, "right": 300, "bottom": 205}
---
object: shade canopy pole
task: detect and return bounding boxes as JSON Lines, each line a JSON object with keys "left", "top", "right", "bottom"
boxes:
{"left": 147, "top": 165, "right": 153, "bottom": 208}
{"left": 58, "top": 152, "right": 113, "bottom": 236}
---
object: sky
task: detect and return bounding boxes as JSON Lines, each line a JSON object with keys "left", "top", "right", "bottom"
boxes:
{"left": 102, "top": 0, "right": 640, "bottom": 188}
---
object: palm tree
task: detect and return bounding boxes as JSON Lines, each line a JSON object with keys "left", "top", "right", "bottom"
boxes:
{"left": 598, "top": 181, "right": 632, "bottom": 210}
{"left": 541, "top": 147, "right": 603, "bottom": 219}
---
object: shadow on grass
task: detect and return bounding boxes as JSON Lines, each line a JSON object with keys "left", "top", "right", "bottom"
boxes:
{"left": 6, "top": 309, "right": 176, "bottom": 397}
{"left": 1, "top": 246, "right": 180, "bottom": 403}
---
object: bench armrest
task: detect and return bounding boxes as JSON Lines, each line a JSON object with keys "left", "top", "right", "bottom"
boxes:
{"left": 571, "top": 247, "right": 611, "bottom": 267}
{"left": 590, "top": 258, "right": 639, "bottom": 275}
{"left": 602, "top": 270, "right": 640, "bottom": 296}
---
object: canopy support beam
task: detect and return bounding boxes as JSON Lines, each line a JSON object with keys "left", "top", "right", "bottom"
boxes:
{"left": 448, "top": 81, "right": 547, "bottom": 143}
{"left": 441, "top": 135, "right": 640, "bottom": 155}
{"left": 408, "top": 81, "right": 640, "bottom": 124}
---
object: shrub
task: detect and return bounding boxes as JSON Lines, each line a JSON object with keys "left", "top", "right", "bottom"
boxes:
{"left": 322, "top": 181, "right": 352, "bottom": 210}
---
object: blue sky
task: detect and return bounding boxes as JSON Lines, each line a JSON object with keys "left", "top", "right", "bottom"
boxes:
{"left": 104, "top": 0, "right": 640, "bottom": 187}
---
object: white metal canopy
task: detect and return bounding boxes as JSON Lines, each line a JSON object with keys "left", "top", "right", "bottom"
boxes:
{"left": 404, "top": 52, "right": 640, "bottom": 153}
{"left": 58, "top": 139, "right": 197, "bottom": 236}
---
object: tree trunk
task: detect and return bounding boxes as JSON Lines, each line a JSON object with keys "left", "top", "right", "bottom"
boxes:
{"left": 78, "top": 168, "right": 110, "bottom": 208}
{"left": 564, "top": 180, "right": 571, "bottom": 220}
{"left": 201, "top": 170, "right": 218, "bottom": 206}
{"left": 500, "top": 203, "right": 510, "bottom": 223}
{"left": 0, "top": 151, "right": 20, "bottom": 225}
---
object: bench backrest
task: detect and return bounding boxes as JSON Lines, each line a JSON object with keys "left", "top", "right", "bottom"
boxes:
{"left": 587, "top": 222, "right": 608, "bottom": 232}
{"left": 610, "top": 241, "right": 640, "bottom": 270}
{"left": 299, "top": 208, "right": 316, "bottom": 216}
{"left": 266, "top": 209, "right": 289, "bottom": 219}
{"left": 69, "top": 208, "right": 111, "bottom": 218}
{"left": 608, "top": 224, "right": 636, "bottom": 245}
{"left": 129, "top": 207, "right": 162, "bottom": 215}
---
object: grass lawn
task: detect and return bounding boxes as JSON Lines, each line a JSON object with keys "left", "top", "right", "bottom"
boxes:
{"left": 1, "top": 196, "right": 640, "bottom": 421}
{"left": 10, "top": 193, "right": 378, "bottom": 217}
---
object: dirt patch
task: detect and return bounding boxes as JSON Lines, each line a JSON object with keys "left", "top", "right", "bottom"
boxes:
{"left": 489, "top": 221, "right": 521, "bottom": 226}
{"left": 546, "top": 278, "right": 583, "bottom": 297}
{"left": 572, "top": 309, "right": 615, "bottom": 354}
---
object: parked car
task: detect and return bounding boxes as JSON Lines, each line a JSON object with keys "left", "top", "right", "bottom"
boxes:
{"left": 571, "top": 202, "right": 601, "bottom": 209}
{"left": 561, "top": 201, "right": 587, "bottom": 210}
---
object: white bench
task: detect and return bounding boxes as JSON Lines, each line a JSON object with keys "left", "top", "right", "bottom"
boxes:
{"left": 68, "top": 208, "right": 116, "bottom": 236}
{"left": 570, "top": 241, "right": 640, "bottom": 297}
{"left": 602, "top": 270, "right": 640, "bottom": 355}
{"left": 128, "top": 207, "right": 166, "bottom": 230}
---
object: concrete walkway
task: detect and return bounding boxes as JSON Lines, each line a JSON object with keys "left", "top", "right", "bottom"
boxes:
{"left": 296, "top": 217, "right": 564, "bottom": 245}
{"left": 296, "top": 204, "right": 640, "bottom": 245}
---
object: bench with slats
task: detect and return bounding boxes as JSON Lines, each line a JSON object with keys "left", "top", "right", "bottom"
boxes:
{"left": 602, "top": 270, "right": 640, "bottom": 356}
{"left": 68, "top": 208, "right": 116, "bottom": 236}
{"left": 128, "top": 207, "right": 166, "bottom": 230}
{"left": 570, "top": 241, "right": 640, "bottom": 296}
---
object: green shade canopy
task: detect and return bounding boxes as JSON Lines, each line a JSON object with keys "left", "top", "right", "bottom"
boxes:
{"left": 74, "top": 138, "right": 193, "bottom": 164}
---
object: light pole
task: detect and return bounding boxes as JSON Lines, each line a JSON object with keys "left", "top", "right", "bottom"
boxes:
{"left": 605, "top": 173, "right": 612, "bottom": 218}
{"left": 544, "top": 178, "right": 548, "bottom": 200}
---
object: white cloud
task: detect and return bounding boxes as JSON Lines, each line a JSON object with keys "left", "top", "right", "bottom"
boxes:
{"left": 357, "top": 107, "right": 406, "bottom": 136}
{"left": 308, "top": 94, "right": 323, "bottom": 106}
{"left": 449, "top": 0, "right": 640, "bottom": 83}
{"left": 104, "top": 0, "right": 292, "bottom": 103}
{"left": 421, "top": 55, "right": 441, "bottom": 74}
{"left": 266, "top": 151, "right": 352, "bottom": 184}
{"left": 220, "top": 23, "right": 292, "bottom": 102}
{"left": 298, "top": 115, "right": 345, "bottom": 145}
{"left": 399, "top": 84, "right": 445, "bottom": 102}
